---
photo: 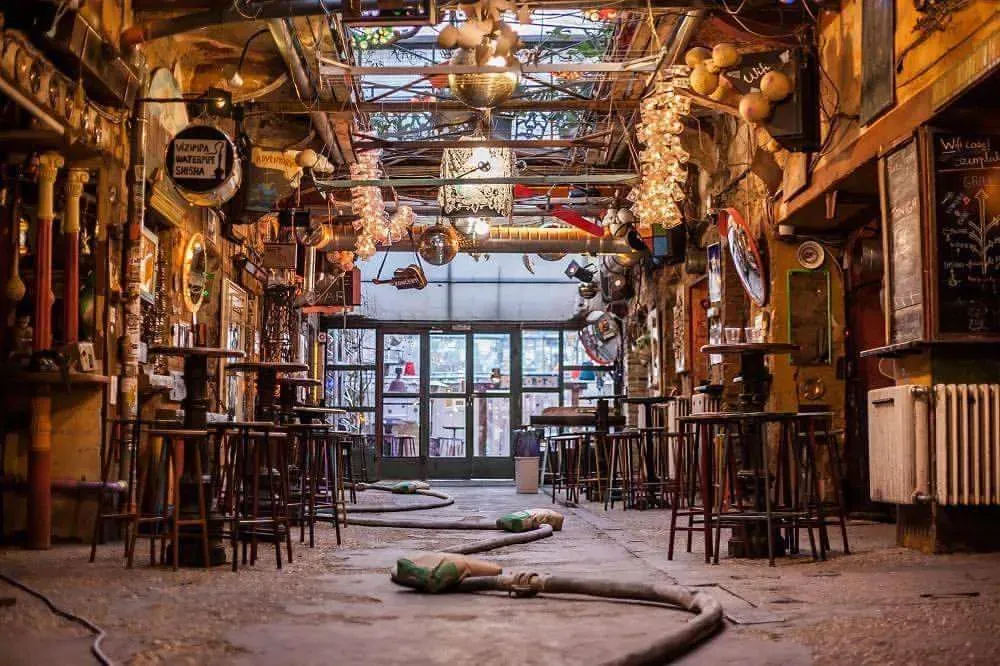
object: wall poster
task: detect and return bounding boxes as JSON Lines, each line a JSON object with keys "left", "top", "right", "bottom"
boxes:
{"left": 881, "top": 138, "right": 925, "bottom": 343}
{"left": 647, "top": 307, "right": 660, "bottom": 391}
{"left": 672, "top": 288, "right": 688, "bottom": 374}
{"left": 220, "top": 279, "right": 253, "bottom": 420}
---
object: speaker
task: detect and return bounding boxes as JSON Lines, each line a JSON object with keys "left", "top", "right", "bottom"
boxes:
{"left": 723, "top": 48, "right": 821, "bottom": 152}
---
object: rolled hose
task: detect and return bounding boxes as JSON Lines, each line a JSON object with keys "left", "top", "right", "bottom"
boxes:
{"left": 343, "top": 484, "right": 455, "bottom": 513}
{"left": 456, "top": 574, "right": 723, "bottom": 666}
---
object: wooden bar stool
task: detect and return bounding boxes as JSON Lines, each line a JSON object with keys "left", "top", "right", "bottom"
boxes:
{"left": 605, "top": 430, "right": 638, "bottom": 510}
{"left": 672, "top": 414, "right": 733, "bottom": 563}
{"left": 215, "top": 422, "right": 293, "bottom": 571}
{"left": 148, "top": 428, "right": 212, "bottom": 571}
{"left": 547, "top": 433, "right": 586, "bottom": 504}
{"left": 90, "top": 418, "right": 172, "bottom": 567}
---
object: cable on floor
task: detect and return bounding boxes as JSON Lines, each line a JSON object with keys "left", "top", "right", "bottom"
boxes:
{"left": 0, "top": 570, "right": 113, "bottom": 666}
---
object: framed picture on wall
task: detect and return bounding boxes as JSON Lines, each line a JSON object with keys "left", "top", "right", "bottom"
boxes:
{"left": 673, "top": 289, "right": 688, "bottom": 374}
{"left": 707, "top": 243, "right": 723, "bottom": 303}
{"left": 139, "top": 226, "right": 158, "bottom": 303}
{"left": 647, "top": 308, "right": 660, "bottom": 391}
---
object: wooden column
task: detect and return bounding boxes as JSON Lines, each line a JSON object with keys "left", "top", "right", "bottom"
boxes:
{"left": 63, "top": 168, "right": 89, "bottom": 344}
{"left": 32, "top": 152, "right": 63, "bottom": 351}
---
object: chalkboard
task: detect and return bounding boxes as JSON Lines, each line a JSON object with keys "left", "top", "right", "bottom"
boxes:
{"left": 883, "top": 140, "right": 924, "bottom": 343}
{"left": 861, "top": 0, "right": 895, "bottom": 126}
{"left": 931, "top": 131, "right": 1000, "bottom": 335}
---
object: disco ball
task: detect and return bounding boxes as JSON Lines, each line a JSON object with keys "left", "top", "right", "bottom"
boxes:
{"left": 449, "top": 48, "right": 520, "bottom": 109}
{"left": 417, "top": 224, "right": 460, "bottom": 265}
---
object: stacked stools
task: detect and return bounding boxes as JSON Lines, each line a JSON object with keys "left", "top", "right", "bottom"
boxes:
{"left": 285, "top": 423, "right": 345, "bottom": 547}
{"left": 215, "top": 422, "right": 293, "bottom": 571}
{"left": 148, "top": 428, "right": 213, "bottom": 570}
{"left": 579, "top": 431, "right": 612, "bottom": 504}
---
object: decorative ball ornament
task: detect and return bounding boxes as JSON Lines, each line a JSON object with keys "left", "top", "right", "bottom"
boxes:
{"left": 711, "top": 43, "right": 741, "bottom": 68}
{"left": 760, "top": 70, "right": 793, "bottom": 102}
{"left": 709, "top": 77, "right": 732, "bottom": 101}
{"left": 449, "top": 46, "right": 520, "bottom": 109}
{"left": 689, "top": 65, "right": 719, "bottom": 96}
{"left": 703, "top": 58, "right": 721, "bottom": 74}
{"left": 438, "top": 25, "right": 460, "bottom": 49}
{"left": 684, "top": 47, "right": 712, "bottom": 67}
{"left": 739, "top": 92, "right": 772, "bottom": 123}
{"left": 296, "top": 148, "right": 319, "bottom": 168}
{"left": 417, "top": 224, "right": 460, "bottom": 265}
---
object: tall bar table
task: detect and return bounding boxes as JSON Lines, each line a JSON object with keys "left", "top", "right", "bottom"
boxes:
{"left": 698, "top": 342, "right": 799, "bottom": 560}
{"left": 700, "top": 343, "right": 798, "bottom": 413}
{"left": 225, "top": 362, "right": 309, "bottom": 422}
{"left": 148, "top": 346, "right": 245, "bottom": 566}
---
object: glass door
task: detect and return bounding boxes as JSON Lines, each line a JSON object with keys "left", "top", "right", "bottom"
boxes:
{"left": 470, "top": 332, "right": 515, "bottom": 477}
{"left": 427, "top": 334, "right": 468, "bottom": 477}
{"left": 378, "top": 331, "right": 424, "bottom": 479}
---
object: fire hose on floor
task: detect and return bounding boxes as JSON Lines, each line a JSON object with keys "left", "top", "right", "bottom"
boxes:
{"left": 340, "top": 481, "right": 724, "bottom": 665}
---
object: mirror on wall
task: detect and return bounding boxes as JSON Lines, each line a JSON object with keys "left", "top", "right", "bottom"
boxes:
{"left": 788, "top": 269, "right": 831, "bottom": 366}
{"left": 182, "top": 233, "right": 207, "bottom": 313}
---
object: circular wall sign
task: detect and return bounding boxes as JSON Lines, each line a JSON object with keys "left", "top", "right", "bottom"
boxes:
{"left": 722, "top": 208, "right": 768, "bottom": 306}
{"left": 165, "top": 124, "right": 242, "bottom": 207}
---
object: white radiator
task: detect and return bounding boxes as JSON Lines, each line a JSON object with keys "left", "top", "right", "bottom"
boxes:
{"left": 934, "top": 384, "right": 1000, "bottom": 506}
{"left": 867, "top": 384, "right": 1000, "bottom": 506}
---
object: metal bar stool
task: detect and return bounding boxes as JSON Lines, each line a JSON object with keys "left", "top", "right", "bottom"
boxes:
{"left": 796, "top": 413, "right": 850, "bottom": 555}
{"left": 605, "top": 430, "right": 638, "bottom": 510}
{"left": 547, "top": 433, "right": 586, "bottom": 504}
{"left": 147, "top": 428, "right": 212, "bottom": 571}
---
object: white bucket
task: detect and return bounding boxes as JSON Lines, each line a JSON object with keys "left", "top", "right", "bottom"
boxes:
{"left": 515, "top": 456, "right": 540, "bottom": 494}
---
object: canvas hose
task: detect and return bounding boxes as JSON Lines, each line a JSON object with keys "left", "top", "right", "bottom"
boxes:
{"left": 343, "top": 483, "right": 724, "bottom": 663}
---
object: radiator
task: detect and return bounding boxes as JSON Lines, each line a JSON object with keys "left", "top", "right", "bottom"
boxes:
{"left": 867, "top": 384, "right": 1000, "bottom": 506}
{"left": 934, "top": 384, "right": 1000, "bottom": 506}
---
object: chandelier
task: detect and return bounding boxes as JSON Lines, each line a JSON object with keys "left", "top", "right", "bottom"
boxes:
{"left": 629, "top": 77, "right": 692, "bottom": 229}
{"left": 439, "top": 137, "right": 514, "bottom": 242}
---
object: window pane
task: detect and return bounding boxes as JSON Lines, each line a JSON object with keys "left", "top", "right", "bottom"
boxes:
{"left": 325, "top": 369, "right": 375, "bottom": 408}
{"left": 383, "top": 333, "right": 421, "bottom": 393}
{"left": 334, "top": 411, "right": 376, "bottom": 437}
{"left": 563, "top": 329, "right": 611, "bottom": 366}
{"left": 522, "top": 392, "right": 560, "bottom": 422}
{"left": 430, "top": 397, "right": 466, "bottom": 458}
{"left": 383, "top": 397, "right": 419, "bottom": 457}
{"left": 562, "top": 370, "right": 614, "bottom": 407}
{"left": 473, "top": 333, "right": 510, "bottom": 391}
{"left": 522, "top": 330, "right": 559, "bottom": 388}
{"left": 430, "top": 335, "right": 466, "bottom": 393}
{"left": 473, "top": 397, "right": 509, "bottom": 457}
{"left": 327, "top": 328, "right": 376, "bottom": 365}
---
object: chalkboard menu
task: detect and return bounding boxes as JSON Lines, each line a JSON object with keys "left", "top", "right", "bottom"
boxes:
{"left": 883, "top": 139, "right": 924, "bottom": 343}
{"left": 931, "top": 131, "right": 1000, "bottom": 336}
{"left": 860, "top": 0, "right": 895, "bottom": 125}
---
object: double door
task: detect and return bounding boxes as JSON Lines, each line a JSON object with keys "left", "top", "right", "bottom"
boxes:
{"left": 378, "top": 329, "right": 517, "bottom": 479}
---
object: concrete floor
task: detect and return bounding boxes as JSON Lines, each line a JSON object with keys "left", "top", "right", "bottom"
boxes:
{"left": 2, "top": 485, "right": 1000, "bottom": 665}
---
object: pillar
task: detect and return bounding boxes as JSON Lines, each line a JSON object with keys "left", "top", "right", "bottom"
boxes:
{"left": 63, "top": 168, "right": 89, "bottom": 344}
{"left": 33, "top": 152, "right": 63, "bottom": 351}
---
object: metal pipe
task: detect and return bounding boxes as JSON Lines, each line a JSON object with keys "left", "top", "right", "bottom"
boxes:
{"left": 314, "top": 173, "right": 638, "bottom": 189}
{"left": 0, "top": 477, "right": 128, "bottom": 493}
{"left": 0, "top": 78, "right": 65, "bottom": 135}
{"left": 311, "top": 225, "right": 636, "bottom": 255}
{"left": 267, "top": 19, "right": 341, "bottom": 163}
{"left": 122, "top": 1, "right": 374, "bottom": 46}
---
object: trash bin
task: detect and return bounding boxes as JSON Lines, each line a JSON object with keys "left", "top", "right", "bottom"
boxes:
{"left": 515, "top": 456, "right": 540, "bottom": 494}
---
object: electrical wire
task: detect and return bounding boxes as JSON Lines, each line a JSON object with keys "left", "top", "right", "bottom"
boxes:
{"left": 0, "top": 570, "right": 113, "bottom": 666}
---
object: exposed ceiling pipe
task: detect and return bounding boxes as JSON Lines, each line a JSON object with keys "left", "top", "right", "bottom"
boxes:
{"left": 122, "top": 0, "right": 377, "bottom": 46}
{"left": 267, "top": 19, "right": 342, "bottom": 164}
{"left": 309, "top": 225, "right": 637, "bottom": 255}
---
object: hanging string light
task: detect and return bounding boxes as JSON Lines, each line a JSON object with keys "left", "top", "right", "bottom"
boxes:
{"left": 629, "top": 77, "right": 692, "bottom": 229}
{"left": 348, "top": 152, "right": 415, "bottom": 260}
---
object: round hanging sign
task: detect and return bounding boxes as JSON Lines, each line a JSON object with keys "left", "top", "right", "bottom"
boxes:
{"left": 165, "top": 124, "right": 242, "bottom": 207}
